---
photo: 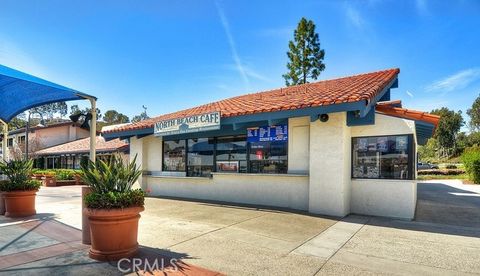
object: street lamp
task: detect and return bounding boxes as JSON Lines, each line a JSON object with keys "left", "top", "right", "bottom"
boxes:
{"left": 25, "top": 111, "right": 45, "bottom": 160}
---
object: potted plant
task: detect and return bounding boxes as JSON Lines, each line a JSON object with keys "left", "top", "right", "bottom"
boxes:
{"left": 0, "top": 159, "right": 42, "bottom": 217}
{"left": 82, "top": 155, "right": 144, "bottom": 261}
{"left": 43, "top": 171, "right": 57, "bottom": 187}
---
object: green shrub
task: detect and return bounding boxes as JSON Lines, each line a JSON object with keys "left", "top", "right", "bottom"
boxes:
{"left": 55, "top": 169, "right": 76, "bottom": 180}
{"left": 461, "top": 147, "right": 480, "bottom": 183}
{"left": 0, "top": 159, "right": 42, "bottom": 192}
{"left": 445, "top": 164, "right": 458, "bottom": 169}
{"left": 472, "top": 160, "right": 480, "bottom": 184}
{"left": 417, "top": 169, "right": 465, "bottom": 175}
{"left": 81, "top": 155, "right": 144, "bottom": 209}
{"left": 84, "top": 189, "right": 145, "bottom": 209}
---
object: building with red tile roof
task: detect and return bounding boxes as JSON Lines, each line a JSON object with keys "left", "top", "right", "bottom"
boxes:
{"left": 103, "top": 68, "right": 439, "bottom": 221}
{"left": 34, "top": 137, "right": 128, "bottom": 169}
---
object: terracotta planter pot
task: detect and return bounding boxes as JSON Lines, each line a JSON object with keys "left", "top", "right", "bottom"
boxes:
{"left": 84, "top": 206, "right": 144, "bottom": 261}
{"left": 43, "top": 176, "right": 57, "bottom": 187}
{"left": 0, "top": 192, "right": 5, "bottom": 215}
{"left": 3, "top": 190, "right": 37, "bottom": 217}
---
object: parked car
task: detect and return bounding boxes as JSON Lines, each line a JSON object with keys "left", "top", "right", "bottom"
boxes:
{"left": 417, "top": 162, "right": 439, "bottom": 170}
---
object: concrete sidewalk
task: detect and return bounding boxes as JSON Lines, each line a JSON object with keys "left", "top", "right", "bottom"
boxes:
{"left": 1, "top": 184, "right": 480, "bottom": 275}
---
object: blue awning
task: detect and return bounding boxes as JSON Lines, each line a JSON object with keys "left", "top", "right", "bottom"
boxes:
{"left": 0, "top": 64, "right": 96, "bottom": 122}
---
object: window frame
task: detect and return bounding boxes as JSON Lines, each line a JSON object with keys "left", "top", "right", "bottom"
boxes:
{"left": 351, "top": 134, "right": 415, "bottom": 180}
{"left": 161, "top": 139, "right": 187, "bottom": 173}
{"left": 161, "top": 133, "right": 289, "bottom": 177}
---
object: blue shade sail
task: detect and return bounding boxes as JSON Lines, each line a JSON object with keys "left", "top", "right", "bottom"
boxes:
{"left": 0, "top": 64, "right": 96, "bottom": 122}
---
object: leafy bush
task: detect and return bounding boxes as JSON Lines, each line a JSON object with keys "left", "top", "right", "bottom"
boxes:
{"left": 31, "top": 169, "right": 80, "bottom": 179}
{"left": 472, "top": 160, "right": 480, "bottom": 184}
{"left": 55, "top": 169, "right": 76, "bottom": 180}
{"left": 461, "top": 147, "right": 480, "bottom": 183}
{"left": 82, "top": 155, "right": 144, "bottom": 209}
{"left": 0, "top": 159, "right": 42, "bottom": 192}
{"left": 84, "top": 189, "right": 145, "bottom": 209}
{"left": 417, "top": 169, "right": 465, "bottom": 175}
{"left": 445, "top": 164, "right": 458, "bottom": 169}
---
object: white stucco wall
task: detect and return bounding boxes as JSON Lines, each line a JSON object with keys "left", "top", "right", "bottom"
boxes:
{"left": 146, "top": 173, "right": 309, "bottom": 210}
{"left": 309, "top": 112, "right": 351, "bottom": 217}
{"left": 349, "top": 113, "right": 417, "bottom": 220}
{"left": 129, "top": 136, "right": 145, "bottom": 189}
{"left": 142, "top": 135, "right": 163, "bottom": 172}
{"left": 351, "top": 179, "right": 417, "bottom": 219}
{"left": 129, "top": 112, "right": 419, "bottom": 219}
{"left": 288, "top": 116, "right": 310, "bottom": 174}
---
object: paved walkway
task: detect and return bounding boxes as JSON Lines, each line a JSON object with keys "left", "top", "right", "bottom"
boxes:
{"left": 1, "top": 183, "right": 480, "bottom": 275}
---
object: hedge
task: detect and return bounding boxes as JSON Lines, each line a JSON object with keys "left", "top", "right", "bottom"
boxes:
{"left": 461, "top": 147, "right": 480, "bottom": 184}
{"left": 417, "top": 169, "right": 465, "bottom": 175}
{"left": 31, "top": 169, "right": 82, "bottom": 180}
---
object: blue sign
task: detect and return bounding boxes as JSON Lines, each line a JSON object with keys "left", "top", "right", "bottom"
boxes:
{"left": 247, "top": 125, "right": 288, "bottom": 142}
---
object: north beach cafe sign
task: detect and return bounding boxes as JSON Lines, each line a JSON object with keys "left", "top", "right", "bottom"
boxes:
{"left": 154, "top": 111, "right": 221, "bottom": 136}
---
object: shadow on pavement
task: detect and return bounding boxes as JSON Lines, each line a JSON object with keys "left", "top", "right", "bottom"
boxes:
{"left": 415, "top": 182, "right": 480, "bottom": 228}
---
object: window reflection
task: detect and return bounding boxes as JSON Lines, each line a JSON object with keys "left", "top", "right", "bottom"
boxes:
{"left": 163, "top": 140, "right": 186, "bottom": 171}
{"left": 352, "top": 135, "right": 411, "bottom": 179}
{"left": 187, "top": 138, "right": 214, "bottom": 177}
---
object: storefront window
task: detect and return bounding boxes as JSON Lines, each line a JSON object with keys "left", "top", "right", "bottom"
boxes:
{"left": 187, "top": 138, "right": 214, "bottom": 177}
{"left": 352, "top": 135, "right": 413, "bottom": 180}
{"left": 249, "top": 141, "right": 288, "bottom": 174}
{"left": 216, "top": 136, "right": 247, "bottom": 173}
{"left": 163, "top": 140, "right": 186, "bottom": 171}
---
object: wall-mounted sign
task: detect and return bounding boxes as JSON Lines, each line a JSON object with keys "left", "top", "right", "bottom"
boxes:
{"left": 154, "top": 111, "right": 221, "bottom": 136}
{"left": 247, "top": 124, "right": 288, "bottom": 142}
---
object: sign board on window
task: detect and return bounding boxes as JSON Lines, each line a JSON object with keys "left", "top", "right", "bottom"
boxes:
{"left": 154, "top": 111, "right": 221, "bottom": 136}
{"left": 216, "top": 161, "right": 239, "bottom": 172}
{"left": 247, "top": 124, "right": 288, "bottom": 142}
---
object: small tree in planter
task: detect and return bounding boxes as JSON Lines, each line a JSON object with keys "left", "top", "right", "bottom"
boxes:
{"left": 81, "top": 155, "right": 144, "bottom": 261}
{"left": 0, "top": 159, "right": 42, "bottom": 217}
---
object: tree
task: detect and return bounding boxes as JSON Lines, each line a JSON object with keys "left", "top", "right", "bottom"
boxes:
{"left": 70, "top": 104, "right": 102, "bottom": 120}
{"left": 283, "top": 17, "right": 325, "bottom": 86}
{"left": 431, "top": 107, "right": 465, "bottom": 158}
{"left": 131, "top": 105, "right": 149, "bottom": 123}
{"left": 467, "top": 93, "right": 480, "bottom": 131}
{"left": 31, "top": 102, "right": 68, "bottom": 120}
{"left": 103, "top": 110, "right": 130, "bottom": 125}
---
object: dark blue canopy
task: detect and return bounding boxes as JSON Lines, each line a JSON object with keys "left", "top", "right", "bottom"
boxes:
{"left": 0, "top": 64, "right": 96, "bottom": 122}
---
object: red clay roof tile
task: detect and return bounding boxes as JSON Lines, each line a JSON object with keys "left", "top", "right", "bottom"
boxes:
{"left": 35, "top": 137, "right": 128, "bottom": 155}
{"left": 375, "top": 104, "right": 440, "bottom": 128}
{"left": 104, "top": 68, "right": 400, "bottom": 134}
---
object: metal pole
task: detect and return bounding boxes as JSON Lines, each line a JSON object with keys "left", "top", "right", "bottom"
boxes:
{"left": 25, "top": 112, "right": 31, "bottom": 160}
{"left": 89, "top": 98, "right": 97, "bottom": 162}
{"left": 83, "top": 97, "right": 96, "bottom": 245}
{"left": 1, "top": 120, "right": 8, "bottom": 161}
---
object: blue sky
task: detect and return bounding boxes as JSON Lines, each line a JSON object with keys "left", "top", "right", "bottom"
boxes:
{"left": 0, "top": 0, "right": 479, "bottom": 127}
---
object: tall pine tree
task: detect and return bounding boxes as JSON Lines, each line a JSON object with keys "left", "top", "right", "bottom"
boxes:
{"left": 283, "top": 17, "right": 325, "bottom": 86}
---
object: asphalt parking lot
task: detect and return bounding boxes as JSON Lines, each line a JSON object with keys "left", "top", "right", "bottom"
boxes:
{"left": 1, "top": 182, "right": 479, "bottom": 275}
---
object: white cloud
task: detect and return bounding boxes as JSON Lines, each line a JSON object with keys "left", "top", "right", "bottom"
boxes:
{"left": 415, "top": 0, "right": 429, "bottom": 15}
{"left": 345, "top": 4, "right": 365, "bottom": 29}
{"left": 425, "top": 68, "right": 480, "bottom": 93}
{"left": 406, "top": 91, "right": 414, "bottom": 98}
{"left": 214, "top": 0, "right": 250, "bottom": 90}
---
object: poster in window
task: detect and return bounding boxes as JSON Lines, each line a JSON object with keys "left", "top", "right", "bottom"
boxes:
{"left": 377, "top": 137, "right": 388, "bottom": 152}
{"left": 216, "top": 161, "right": 239, "bottom": 172}
{"left": 247, "top": 125, "right": 288, "bottom": 142}
{"left": 396, "top": 136, "right": 407, "bottom": 151}
{"left": 368, "top": 139, "right": 377, "bottom": 152}
{"left": 358, "top": 138, "right": 368, "bottom": 151}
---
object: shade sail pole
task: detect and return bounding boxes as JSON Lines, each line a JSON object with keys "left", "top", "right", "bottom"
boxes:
{"left": 89, "top": 98, "right": 97, "bottom": 162}
{"left": 1, "top": 120, "right": 7, "bottom": 161}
